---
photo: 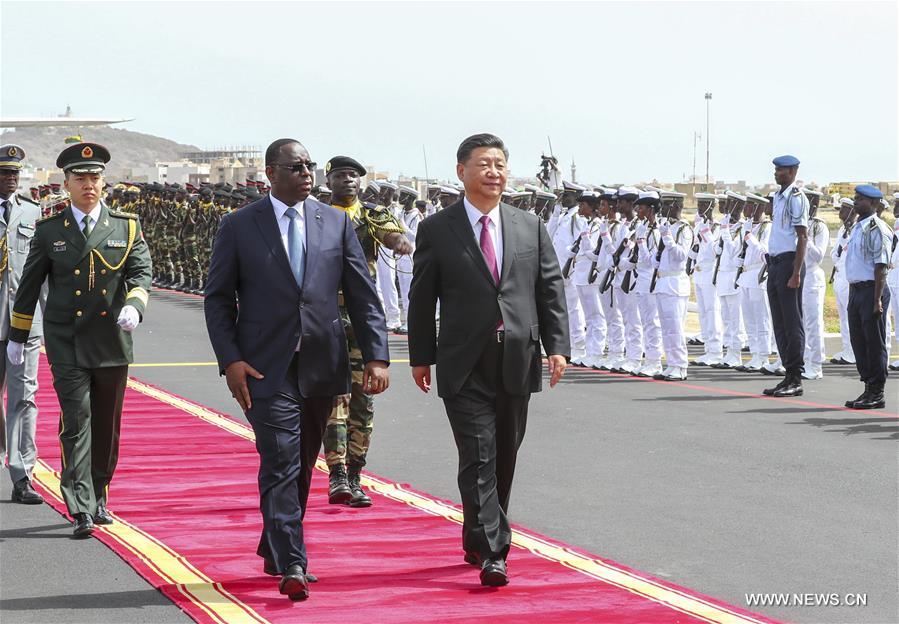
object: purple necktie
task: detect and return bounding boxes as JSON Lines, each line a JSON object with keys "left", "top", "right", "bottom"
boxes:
{"left": 479, "top": 215, "right": 500, "bottom": 283}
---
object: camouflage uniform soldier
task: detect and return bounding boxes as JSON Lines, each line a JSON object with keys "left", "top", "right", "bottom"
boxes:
{"left": 323, "top": 156, "right": 411, "bottom": 507}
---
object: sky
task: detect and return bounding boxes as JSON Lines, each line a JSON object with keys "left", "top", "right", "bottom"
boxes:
{"left": 2, "top": 1, "right": 897, "bottom": 185}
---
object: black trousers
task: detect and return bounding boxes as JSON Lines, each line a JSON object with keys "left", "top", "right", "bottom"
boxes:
{"left": 245, "top": 355, "right": 330, "bottom": 574}
{"left": 50, "top": 363, "right": 128, "bottom": 516}
{"left": 766, "top": 252, "right": 806, "bottom": 376}
{"left": 443, "top": 336, "right": 529, "bottom": 561}
{"left": 848, "top": 282, "right": 891, "bottom": 386}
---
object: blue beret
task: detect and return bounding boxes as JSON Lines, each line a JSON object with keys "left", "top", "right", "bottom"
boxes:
{"left": 772, "top": 155, "right": 800, "bottom": 167}
{"left": 854, "top": 184, "right": 884, "bottom": 200}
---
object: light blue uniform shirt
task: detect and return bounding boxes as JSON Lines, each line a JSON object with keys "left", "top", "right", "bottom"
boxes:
{"left": 768, "top": 183, "right": 809, "bottom": 256}
{"left": 845, "top": 214, "right": 891, "bottom": 284}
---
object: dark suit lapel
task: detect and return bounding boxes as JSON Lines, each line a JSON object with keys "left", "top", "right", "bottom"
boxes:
{"left": 446, "top": 201, "right": 496, "bottom": 288}
{"left": 80, "top": 204, "right": 115, "bottom": 262}
{"left": 254, "top": 196, "right": 295, "bottom": 285}
{"left": 499, "top": 203, "right": 517, "bottom": 283}
{"left": 301, "top": 199, "right": 323, "bottom": 290}
{"left": 60, "top": 206, "right": 85, "bottom": 256}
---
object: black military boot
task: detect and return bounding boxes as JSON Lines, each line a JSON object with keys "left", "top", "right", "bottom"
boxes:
{"left": 844, "top": 384, "right": 870, "bottom": 408}
{"left": 328, "top": 464, "right": 352, "bottom": 505}
{"left": 346, "top": 463, "right": 372, "bottom": 508}
{"left": 854, "top": 384, "right": 885, "bottom": 410}
{"left": 772, "top": 373, "right": 803, "bottom": 397}
{"left": 762, "top": 377, "right": 789, "bottom": 396}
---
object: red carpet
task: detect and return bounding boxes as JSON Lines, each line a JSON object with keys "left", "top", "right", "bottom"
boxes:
{"left": 30, "top": 354, "right": 779, "bottom": 624}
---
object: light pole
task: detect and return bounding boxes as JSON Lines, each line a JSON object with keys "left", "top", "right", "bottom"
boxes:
{"left": 704, "top": 92, "right": 712, "bottom": 186}
{"left": 692, "top": 131, "right": 701, "bottom": 197}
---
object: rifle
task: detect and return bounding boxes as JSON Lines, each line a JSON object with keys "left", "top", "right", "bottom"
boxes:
{"left": 599, "top": 221, "right": 637, "bottom": 294}
{"left": 829, "top": 222, "right": 853, "bottom": 284}
{"left": 562, "top": 236, "right": 581, "bottom": 279}
{"left": 650, "top": 218, "right": 672, "bottom": 293}
{"left": 587, "top": 219, "right": 609, "bottom": 284}
{"left": 686, "top": 215, "right": 705, "bottom": 276}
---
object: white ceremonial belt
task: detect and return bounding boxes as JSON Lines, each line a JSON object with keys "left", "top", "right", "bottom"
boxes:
{"left": 657, "top": 270, "right": 683, "bottom": 278}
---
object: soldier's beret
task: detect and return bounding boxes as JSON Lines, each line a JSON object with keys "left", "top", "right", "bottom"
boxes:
{"left": 772, "top": 155, "right": 800, "bottom": 168}
{"left": 325, "top": 156, "right": 366, "bottom": 177}
{"left": 855, "top": 184, "right": 883, "bottom": 200}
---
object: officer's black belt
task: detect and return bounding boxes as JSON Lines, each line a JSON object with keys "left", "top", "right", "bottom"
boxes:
{"left": 849, "top": 280, "right": 875, "bottom": 289}
{"left": 768, "top": 251, "right": 796, "bottom": 264}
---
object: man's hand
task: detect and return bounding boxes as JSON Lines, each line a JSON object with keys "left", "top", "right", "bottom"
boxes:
{"left": 333, "top": 394, "right": 351, "bottom": 408}
{"left": 874, "top": 298, "right": 884, "bottom": 316}
{"left": 547, "top": 355, "right": 567, "bottom": 388}
{"left": 386, "top": 232, "right": 413, "bottom": 256}
{"left": 412, "top": 365, "right": 431, "bottom": 393}
{"left": 6, "top": 341, "right": 25, "bottom": 366}
{"left": 117, "top": 305, "right": 140, "bottom": 332}
{"left": 787, "top": 272, "right": 801, "bottom": 289}
{"left": 225, "top": 360, "right": 264, "bottom": 412}
{"left": 362, "top": 360, "right": 389, "bottom": 394}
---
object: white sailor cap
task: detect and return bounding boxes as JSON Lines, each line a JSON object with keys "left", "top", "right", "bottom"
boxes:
{"left": 643, "top": 185, "right": 663, "bottom": 194}
{"left": 617, "top": 185, "right": 641, "bottom": 198}
{"left": 399, "top": 185, "right": 419, "bottom": 197}
{"left": 439, "top": 185, "right": 460, "bottom": 196}
{"left": 597, "top": 186, "right": 617, "bottom": 198}
{"left": 894, "top": 191, "right": 899, "bottom": 199}
{"left": 523, "top": 184, "right": 541, "bottom": 193}
{"left": 746, "top": 192, "right": 769, "bottom": 204}
{"left": 379, "top": 180, "right": 398, "bottom": 190}
{"left": 839, "top": 197, "right": 854, "bottom": 207}
{"left": 695, "top": 192, "right": 718, "bottom": 200}
{"left": 800, "top": 187, "right": 823, "bottom": 197}
{"left": 427, "top": 183, "right": 442, "bottom": 191}
{"left": 716, "top": 193, "right": 728, "bottom": 200}
{"left": 562, "top": 180, "right": 586, "bottom": 193}
{"left": 725, "top": 190, "right": 747, "bottom": 202}
{"left": 579, "top": 190, "right": 600, "bottom": 201}
{"left": 881, "top": 198, "right": 890, "bottom": 210}
{"left": 635, "top": 190, "right": 660, "bottom": 205}
{"left": 660, "top": 190, "right": 686, "bottom": 200}
{"left": 536, "top": 190, "right": 557, "bottom": 200}
{"left": 511, "top": 191, "right": 531, "bottom": 199}
{"left": 366, "top": 181, "right": 381, "bottom": 192}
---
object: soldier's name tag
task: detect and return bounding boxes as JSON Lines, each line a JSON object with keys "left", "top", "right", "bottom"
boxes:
{"left": 106, "top": 240, "right": 127, "bottom": 248}
{"left": 52, "top": 240, "right": 66, "bottom": 252}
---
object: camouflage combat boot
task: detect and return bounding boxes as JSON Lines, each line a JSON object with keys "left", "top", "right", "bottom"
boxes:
{"left": 328, "top": 464, "right": 352, "bottom": 505}
{"left": 346, "top": 463, "right": 372, "bottom": 508}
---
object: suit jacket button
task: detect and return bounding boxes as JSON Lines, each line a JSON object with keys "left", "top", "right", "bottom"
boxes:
{"left": 74, "top": 269, "right": 80, "bottom": 276}
{"left": 100, "top": 311, "right": 108, "bottom": 317}
{"left": 101, "top": 289, "right": 107, "bottom": 295}
{"left": 76, "top": 310, "right": 83, "bottom": 317}
{"left": 75, "top": 290, "right": 81, "bottom": 296}
{"left": 101, "top": 269, "right": 107, "bottom": 275}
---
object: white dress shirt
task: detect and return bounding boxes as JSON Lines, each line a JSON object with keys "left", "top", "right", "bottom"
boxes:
{"left": 463, "top": 197, "right": 503, "bottom": 271}
{"left": 70, "top": 202, "right": 103, "bottom": 234}
{"left": 270, "top": 193, "right": 306, "bottom": 257}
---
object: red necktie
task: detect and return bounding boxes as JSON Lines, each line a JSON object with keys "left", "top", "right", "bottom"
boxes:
{"left": 479, "top": 215, "right": 499, "bottom": 283}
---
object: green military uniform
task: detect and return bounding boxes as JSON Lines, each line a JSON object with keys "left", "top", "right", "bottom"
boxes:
{"left": 10, "top": 143, "right": 152, "bottom": 526}
{"left": 324, "top": 199, "right": 404, "bottom": 473}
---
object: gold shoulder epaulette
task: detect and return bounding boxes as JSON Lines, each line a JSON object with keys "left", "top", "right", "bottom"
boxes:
{"left": 36, "top": 212, "right": 65, "bottom": 226}
{"left": 110, "top": 210, "right": 139, "bottom": 219}
{"left": 17, "top": 194, "right": 38, "bottom": 206}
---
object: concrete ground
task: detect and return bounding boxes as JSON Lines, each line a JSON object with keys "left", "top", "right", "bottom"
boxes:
{"left": 1, "top": 290, "right": 896, "bottom": 624}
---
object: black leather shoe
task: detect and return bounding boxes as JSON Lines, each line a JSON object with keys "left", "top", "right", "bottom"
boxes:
{"left": 264, "top": 559, "right": 317, "bottom": 582}
{"left": 12, "top": 478, "right": 43, "bottom": 504}
{"left": 328, "top": 465, "right": 352, "bottom": 505}
{"left": 853, "top": 387, "right": 885, "bottom": 410}
{"left": 844, "top": 386, "right": 870, "bottom": 408}
{"left": 279, "top": 564, "right": 309, "bottom": 601}
{"left": 762, "top": 378, "right": 788, "bottom": 396}
{"left": 347, "top": 465, "right": 372, "bottom": 508}
{"left": 93, "top": 501, "right": 114, "bottom": 525}
{"left": 72, "top": 513, "right": 94, "bottom": 538}
{"left": 772, "top": 377, "right": 803, "bottom": 397}
{"left": 480, "top": 558, "right": 508, "bottom": 587}
{"left": 464, "top": 551, "right": 481, "bottom": 566}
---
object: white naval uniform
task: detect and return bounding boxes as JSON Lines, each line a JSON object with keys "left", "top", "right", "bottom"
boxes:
{"left": 691, "top": 219, "right": 723, "bottom": 362}
{"left": 654, "top": 220, "right": 692, "bottom": 371}
{"left": 611, "top": 220, "right": 643, "bottom": 368}
{"left": 376, "top": 202, "right": 403, "bottom": 327}
{"left": 560, "top": 218, "right": 606, "bottom": 363}
{"left": 396, "top": 207, "right": 422, "bottom": 327}
{"left": 550, "top": 205, "right": 586, "bottom": 357}
{"left": 715, "top": 220, "right": 745, "bottom": 366}
{"left": 802, "top": 217, "right": 830, "bottom": 376}
{"left": 887, "top": 221, "right": 899, "bottom": 368}
{"left": 589, "top": 219, "right": 625, "bottom": 365}
{"left": 633, "top": 224, "right": 662, "bottom": 373}
{"left": 736, "top": 220, "right": 773, "bottom": 367}
{"left": 830, "top": 224, "right": 856, "bottom": 363}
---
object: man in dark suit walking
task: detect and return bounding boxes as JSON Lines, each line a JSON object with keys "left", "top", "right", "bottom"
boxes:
{"left": 204, "top": 138, "right": 389, "bottom": 601}
{"left": 408, "top": 133, "right": 569, "bottom": 587}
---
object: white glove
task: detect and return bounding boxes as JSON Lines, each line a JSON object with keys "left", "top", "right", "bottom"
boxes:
{"left": 659, "top": 222, "right": 671, "bottom": 238}
{"left": 7, "top": 341, "right": 25, "bottom": 366}
{"left": 635, "top": 223, "right": 648, "bottom": 239}
{"left": 742, "top": 220, "right": 752, "bottom": 235}
{"left": 580, "top": 229, "right": 590, "bottom": 239}
{"left": 117, "top": 305, "right": 140, "bottom": 332}
{"left": 722, "top": 213, "right": 731, "bottom": 226}
{"left": 693, "top": 212, "right": 703, "bottom": 227}
{"left": 599, "top": 221, "right": 609, "bottom": 236}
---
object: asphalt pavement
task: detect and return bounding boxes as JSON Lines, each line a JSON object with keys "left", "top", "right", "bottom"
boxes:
{"left": 1, "top": 289, "right": 896, "bottom": 624}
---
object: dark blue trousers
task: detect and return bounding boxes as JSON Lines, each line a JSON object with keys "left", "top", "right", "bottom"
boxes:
{"left": 766, "top": 252, "right": 806, "bottom": 376}
{"left": 246, "top": 355, "right": 330, "bottom": 574}
{"left": 848, "top": 282, "right": 891, "bottom": 386}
